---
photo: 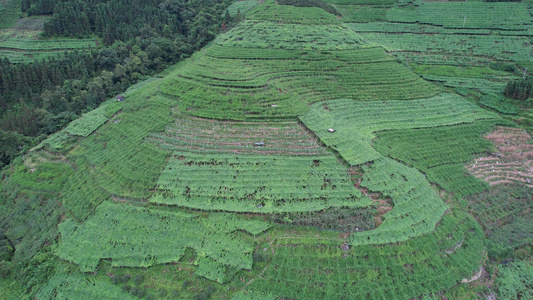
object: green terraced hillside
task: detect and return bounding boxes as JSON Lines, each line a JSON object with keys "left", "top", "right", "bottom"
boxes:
{"left": 1, "top": 1, "right": 532, "bottom": 299}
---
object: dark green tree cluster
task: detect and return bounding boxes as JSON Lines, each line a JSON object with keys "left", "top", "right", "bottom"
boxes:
{"left": 0, "top": 0, "right": 236, "bottom": 169}
{"left": 504, "top": 76, "right": 533, "bottom": 101}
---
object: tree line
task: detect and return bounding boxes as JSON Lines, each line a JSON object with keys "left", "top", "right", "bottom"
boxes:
{"left": 0, "top": 0, "right": 237, "bottom": 169}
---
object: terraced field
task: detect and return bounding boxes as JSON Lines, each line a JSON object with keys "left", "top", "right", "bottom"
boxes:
{"left": 0, "top": 17, "right": 95, "bottom": 63}
{"left": 160, "top": 23, "right": 438, "bottom": 121}
{"left": 2, "top": 1, "right": 531, "bottom": 299}
{"left": 468, "top": 127, "right": 533, "bottom": 188}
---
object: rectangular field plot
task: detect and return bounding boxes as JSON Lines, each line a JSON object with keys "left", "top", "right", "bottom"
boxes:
{"left": 374, "top": 119, "right": 515, "bottom": 197}
{"left": 152, "top": 153, "right": 372, "bottom": 213}
{"left": 148, "top": 118, "right": 328, "bottom": 156}
{"left": 354, "top": 31, "right": 532, "bottom": 63}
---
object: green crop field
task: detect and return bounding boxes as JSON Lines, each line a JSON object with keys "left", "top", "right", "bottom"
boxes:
{"left": 301, "top": 93, "right": 498, "bottom": 165}
{"left": 246, "top": 211, "right": 485, "bottom": 299}
{"left": 58, "top": 202, "right": 270, "bottom": 277}
{"left": 386, "top": 2, "right": 533, "bottom": 30}
{"left": 1, "top": 1, "right": 532, "bottom": 299}
{"left": 148, "top": 118, "right": 329, "bottom": 156}
{"left": 374, "top": 119, "right": 515, "bottom": 198}
{"left": 161, "top": 40, "right": 437, "bottom": 121}
{"left": 152, "top": 152, "right": 372, "bottom": 213}
{"left": 247, "top": 0, "right": 339, "bottom": 25}
{"left": 0, "top": 17, "right": 95, "bottom": 63}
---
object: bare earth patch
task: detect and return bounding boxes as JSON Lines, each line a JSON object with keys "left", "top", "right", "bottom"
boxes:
{"left": 467, "top": 127, "right": 533, "bottom": 188}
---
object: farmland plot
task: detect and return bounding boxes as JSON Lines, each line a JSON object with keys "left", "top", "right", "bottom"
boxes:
{"left": 374, "top": 119, "right": 515, "bottom": 197}
{"left": 148, "top": 118, "right": 328, "bottom": 156}
{"left": 386, "top": 2, "right": 533, "bottom": 30}
{"left": 245, "top": 211, "right": 485, "bottom": 299}
{"left": 301, "top": 93, "right": 498, "bottom": 165}
{"left": 468, "top": 127, "right": 533, "bottom": 188}
{"left": 152, "top": 153, "right": 372, "bottom": 213}
{"left": 0, "top": 17, "right": 95, "bottom": 63}
{"left": 57, "top": 202, "right": 270, "bottom": 279}
{"left": 161, "top": 41, "right": 437, "bottom": 120}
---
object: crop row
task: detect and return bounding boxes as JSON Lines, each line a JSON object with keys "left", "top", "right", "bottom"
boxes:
{"left": 247, "top": 0, "right": 339, "bottom": 25}
{"left": 57, "top": 202, "right": 270, "bottom": 277}
{"left": 152, "top": 152, "right": 372, "bottom": 213}
{"left": 246, "top": 211, "right": 484, "bottom": 299}
{"left": 355, "top": 31, "right": 532, "bottom": 62}
{"left": 386, "top": 2, "right": 532, "bottom": 30}
{"left": 374, "top": 119, "right": 514, "bottom": 197}
{"left": 161, "top": 45, "right": 437, "bottom": 120}
{"left": 349, "top": 157, "right": 448, "bottom": 245}
{"left": 301, "top": 94, "right": 498, "bottom": 165}
{"left": 148, "top": 118, "right": 328, "bottom": 156}
{"left": 215, "top": 20, "right": 365, "bottom": 50}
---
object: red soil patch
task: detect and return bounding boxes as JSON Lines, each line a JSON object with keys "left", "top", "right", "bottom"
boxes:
{"left": 467, "top": 127, "right": 533, "bottom": 188}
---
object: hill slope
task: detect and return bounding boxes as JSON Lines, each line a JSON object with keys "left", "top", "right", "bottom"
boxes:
{"left": 1, "top": 0, "right": 532, "bottom": 299}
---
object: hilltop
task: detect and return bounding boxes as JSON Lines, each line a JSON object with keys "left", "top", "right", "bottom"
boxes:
{"left": 1, "top": 0, "right": 532, "bottom": 299}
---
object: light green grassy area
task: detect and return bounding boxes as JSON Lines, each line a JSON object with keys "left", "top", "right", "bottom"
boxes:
{"left": 246, "top": 210, "right": 485, "bottom": 299}
{"left": 247, "top": 0, "right": 339, "bottom": 25}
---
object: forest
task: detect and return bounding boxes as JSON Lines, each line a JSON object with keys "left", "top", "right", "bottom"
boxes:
{"left": 0, "top": 0, "right": 237, "bottom": 168}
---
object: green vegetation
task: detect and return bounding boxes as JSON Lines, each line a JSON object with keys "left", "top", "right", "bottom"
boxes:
{"left": 355, "top": 30, "right": 533, "bottom": 63}
{"left": 467, "top": 185, "right": 532, "bottom": 260}
{"left": 37, "top": 273, "right": 135, "bottom": 299}
{"left": 301, "top": 94, "right": 497, "bottom": 165}
{"left": 350, "top": 157, "right": 448, "bottom": 245}
{"left": 480, "top": 95, "right": 521, "bottom": 114}
{"left": 161, "top": 41, "right": 437, "bottom": 121}
{"left": 152, "top": 152, "right": 371, "bottom": 213}
{"left": 495, "top": 260, "right": 533, "bottom": 300}
{"left": 64, "top": 100, "right": 122, "bottom": 137}
{"left": 0, "top": 0, "right": 21, "bottom": 29}
{"left": 246, "top": 211, "right": 485, "bottom": 299}
{"left": 374, "top": 119, "right": 514, "bottom": 197}
{"left": 0, "top": 19, "right": 95, "bottom": 63}
{"left": 57, "top": 202, "right": 269, "bottom": 276}
{"left": 227, "top": 0, "right": 262, "bottom": 16}
{"left": 149, "top": 118, "right": 329, "bottom": 156}
{"left": 247, "top": 0, "right": 339, "bottom": 25}
{"left": 1, "top": 1, "right": 532, "bottom": 299}
{"left": 386, "top": 2, "right": 532, "bottom": 30}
